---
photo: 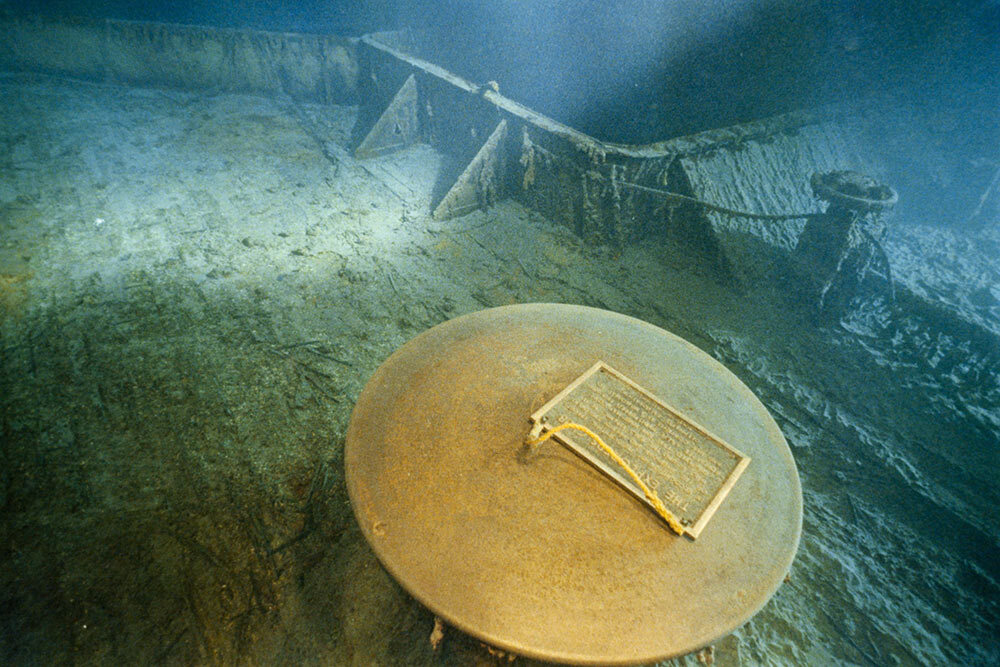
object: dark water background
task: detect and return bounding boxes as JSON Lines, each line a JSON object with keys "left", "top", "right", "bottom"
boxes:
{"left": 4, "top": 0, "right": 999, "bottom": 663}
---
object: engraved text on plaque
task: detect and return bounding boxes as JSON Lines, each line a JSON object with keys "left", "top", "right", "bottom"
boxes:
{"left": 529, "top": 361, "right": 750, "bottom": 538}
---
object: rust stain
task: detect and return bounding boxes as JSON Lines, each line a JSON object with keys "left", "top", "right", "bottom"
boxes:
{"left": 0, "top": 271, "right": 33, "bottom": 322}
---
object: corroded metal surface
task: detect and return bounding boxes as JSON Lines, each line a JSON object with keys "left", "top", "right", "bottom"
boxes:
{"left": 345, "top": 304, "right": 802, "bottom": 665}
{"left": 0, "top": 10, "right": 359, "bottom": 103}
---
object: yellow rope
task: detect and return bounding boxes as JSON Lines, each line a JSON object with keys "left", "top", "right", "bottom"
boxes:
{"left": 526, "top": 422, "right": 686, "bottom": 535}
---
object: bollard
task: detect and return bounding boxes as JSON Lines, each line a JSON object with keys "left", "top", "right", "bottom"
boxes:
{"left": 793, "top": 170, "right": 898, "bottom": 318}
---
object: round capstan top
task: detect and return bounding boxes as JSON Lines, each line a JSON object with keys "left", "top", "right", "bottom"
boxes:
{"left": 811, "top": 169, "right": 898, "bottom": 213}
{"left": 345, "top": 304, "right": 801, "bottom": 665}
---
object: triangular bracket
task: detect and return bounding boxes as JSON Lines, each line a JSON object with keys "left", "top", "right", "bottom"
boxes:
{"left": 355, "top": 73, "right": 420, "bottom": 159}
{"left": 433, "top": 119, "right": 509, "bottom": 220}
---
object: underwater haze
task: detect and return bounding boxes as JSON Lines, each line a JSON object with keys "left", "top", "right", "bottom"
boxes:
{"left": 1, "top": 0, "right": 998, "bottom": 665}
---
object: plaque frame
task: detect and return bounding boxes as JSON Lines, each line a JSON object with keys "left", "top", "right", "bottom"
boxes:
{"left": 529, "top": 361, "right": 751, "bottom": 538}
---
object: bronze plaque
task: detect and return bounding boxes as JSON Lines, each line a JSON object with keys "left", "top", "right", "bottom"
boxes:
{"left": 529, "top": 361, "right": 750, "bottom": 538}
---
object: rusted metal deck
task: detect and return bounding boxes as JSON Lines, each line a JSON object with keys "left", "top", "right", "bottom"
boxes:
{"left": 1, "top": 11, "right": 879, "bottom": 275}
